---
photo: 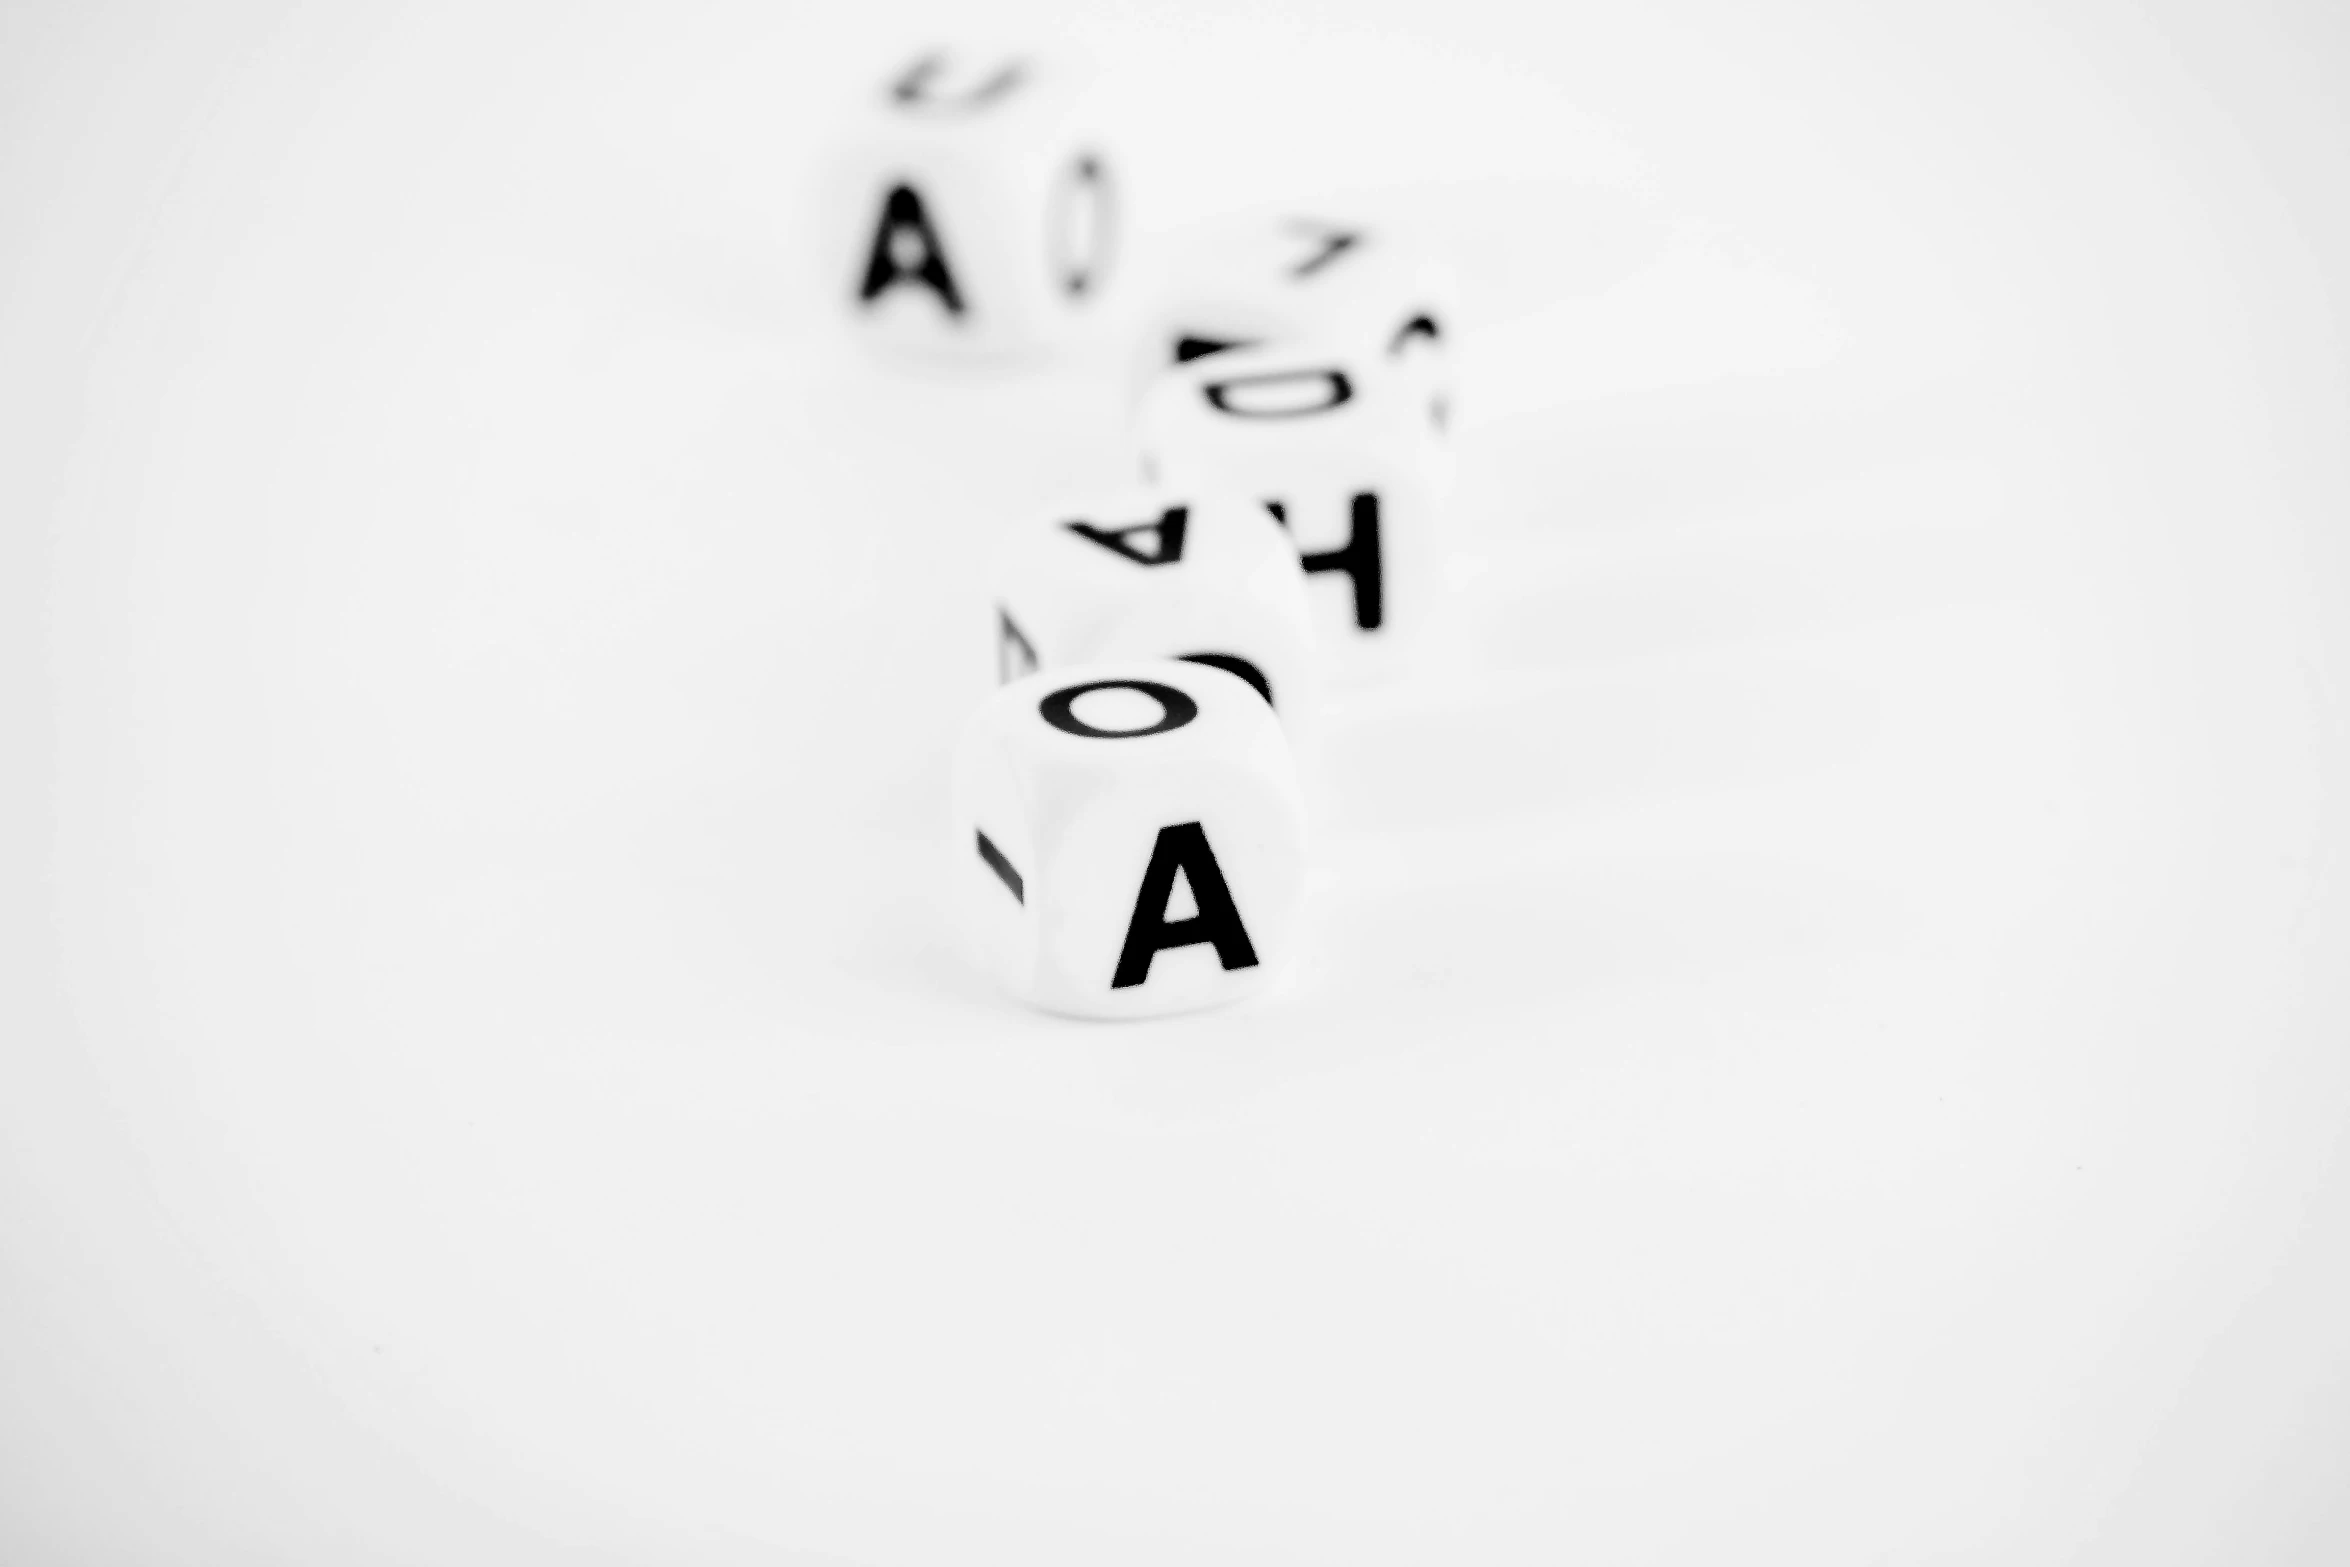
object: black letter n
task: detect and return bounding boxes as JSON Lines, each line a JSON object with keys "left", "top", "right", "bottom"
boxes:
{"left": 1109, "top": 822, "right": 1259, "bottom": 989}
{"left": 858, "top": 184, "right": 964, "bottom": 315}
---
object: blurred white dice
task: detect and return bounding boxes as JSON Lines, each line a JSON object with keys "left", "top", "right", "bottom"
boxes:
{"left": 992, "top": 487, "right": 1319, "bottom": 729}
{"left": 823, "top": 49, "right": 1119, "bottom": 361}
{"left": 951, "top": 660, "right": 1308, "bottom": 1018}
{"left": 1138, "top": 343, "right": 1450, "bottom": 681}
{"left": 1130, "top": 210, "right": 1457, "bottom": 431}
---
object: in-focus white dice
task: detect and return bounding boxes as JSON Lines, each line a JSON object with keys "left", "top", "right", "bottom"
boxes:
{"left": 992, "top": 487, "right": 1319, "bottom": 729}
{"left": 1138, "top": 343, "right": 1450, "bottom": 681}
{"left": 952, "top": 660, "right": 1308, "bottom": 1018}
{"left": 1130, "top": 210, "right": 1457, "bottom": 431}
{"left": 823, "top": 49, "right": 1119, "bottom": 360}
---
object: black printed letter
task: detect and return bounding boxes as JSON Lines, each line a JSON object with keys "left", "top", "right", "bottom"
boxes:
{"left": 1038, "top": 678, "right": 1199, "bottom": 739}
{"left": 1389, "top": 312, "right": 1443, "bottom": 353}
{"left": 1173, "top": 333, "right": 1255, "bottom": 365}
{"left": 1203, "top": 366, "right": 1352, "bottom": 419}
{"left": 975, "top": 829, "right": 1024, "bottom": 902}
{"left": 1050, "top": 153, "right": 1115, "bottom": 298}
{"left": 1177, "top": 652, "right": 1274, "bottom": 710}
{"left": 1268, "top": 493, "right": 1384, "bottom": 631}
{"left": 1284, "top": 218, "right": 1365, "bottom": 279}
{"left": 997, "top": 606, "right": 1040, "bottom": 683}
{"left": 1110, "top": 821, "right": 1260, "bottom": 989}
{"left": 889, "top": 53, "right": 1025, "bottom": 111}
{"left": 1066, "top": 506, "right": 1187, "bottom": 566}
{"left": 858, "top": 184, "right": 963, "bottom": 316}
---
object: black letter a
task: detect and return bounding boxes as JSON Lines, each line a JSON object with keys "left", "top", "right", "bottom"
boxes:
{"left": 858, "top": 184, "right": 964, "bottom": 315}
{"left": 1110, "top": 822, "right": 1259, "bottom": 989}
{"left": 1067, "top": 506, "right": 1187, "bottom": 566}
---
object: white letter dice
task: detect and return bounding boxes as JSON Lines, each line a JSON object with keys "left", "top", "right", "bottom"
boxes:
{"left": 1131, "top": 210, "right": 1456, "bottom": 430}
{"left": 825, "top": 49, "right": 1118, "bottom": 360}
{"left": 1138, "top": 343, "right": 1449, "bottom": 681}
{"left": 952, "top": 660, "right": 1308, "bottom": 1017}
{"left": 993, "top": 487, "right": 1319, "bottom": 728}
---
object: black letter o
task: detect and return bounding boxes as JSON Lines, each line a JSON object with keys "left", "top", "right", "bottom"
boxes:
{"left": 1038, "top": 678, "right": 1199, "bottom": 739}
{"left": 1202, "top": 367, "right": 1352, "bottom": 419}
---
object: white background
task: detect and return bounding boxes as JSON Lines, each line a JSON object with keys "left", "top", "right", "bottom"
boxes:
{"left": 4, "top": 1, "right": 2347, "bottom": 1562}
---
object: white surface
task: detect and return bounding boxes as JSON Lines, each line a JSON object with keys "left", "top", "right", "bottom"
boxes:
{"left": 4, "top": 2, "right": 2347, "bottom": 1564}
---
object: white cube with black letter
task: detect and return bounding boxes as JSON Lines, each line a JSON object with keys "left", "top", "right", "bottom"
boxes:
{"left": 1138, "top": 343, "right": 1449, "bottom": 681}
{"left": 825, "top": 49, "right": 1118, "bottom": 360}
{"left": 992, "top": 487, "right": 1319, "bottom": 729}
{"left": 1131, "top": 210, "right": 1455, "bottom": 432}
{"left": 951, "top": 660, "right": 1308, "bottom": 1018}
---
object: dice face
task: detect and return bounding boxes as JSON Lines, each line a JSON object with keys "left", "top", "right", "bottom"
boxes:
{"left": 992, "top": 487, "right": 1320, "bottom": 730}
{"left": 827, "top": 50, "right": 1119, "bottom": 360}
{"left": 952, "top": 660, "right": 1308, "bottom": 1018}
{"left": 1131, "top": 212, "right": 1456, "bottom": 431}
{"left": 1137, "top": 346, "right": 1448, "bottom": 681}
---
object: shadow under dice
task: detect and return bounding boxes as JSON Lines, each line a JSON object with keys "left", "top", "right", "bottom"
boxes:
{"left": 991, "top": 487, "right": 1319, "bottom": 729}
{"left": 1130, "top": 210, "right": 1456, "bottom": 432}
{"left": 824, "top": 49, "right": 1118, "bottom": 360}
{"left": 951, "top": 661, "right": 1308, "bottom": 1018}
{"left": 1138, "top": 344, "right": 1450, "bottom": 682}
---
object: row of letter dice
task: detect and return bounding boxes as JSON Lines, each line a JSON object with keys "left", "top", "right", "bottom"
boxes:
{"left": 966, "top": 365, "right": 1443, "bottom": 1015}
{"left": 995, "top": 346, "right": 1448, "bottom": 698}
{"left": 962, "top": 481, "right": 1339, "bottom": 1016}
{"left": 833, "top": 52, "right": 1457, "bottom": 1016}
{"left": 824, "top": 51, "right": 1456, "bottom": 412}
{"left": 831, "top": 54, "right": 1456, "bottom": 677}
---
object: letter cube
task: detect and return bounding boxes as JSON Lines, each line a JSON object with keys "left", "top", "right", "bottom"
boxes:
{"left": 1137, "top": 343, "right": 1450, "bottom": 681}
{"left": 1130, "top": 210, "right": 1456, "bottom": 430}
{"left": 991, "top": 487, "right": 1320, "bottom": 729}
{"left": 823, "top": 49, "right": 1119, "bottom": 361}
{"left": 951, "top": 660, "right": 1309, "bottom": 1018}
